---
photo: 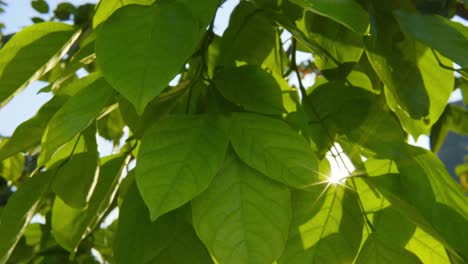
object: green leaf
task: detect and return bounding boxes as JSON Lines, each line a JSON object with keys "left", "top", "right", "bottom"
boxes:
{"left": 0, "top": 171, "right": 52, "bottom": 263}
{"left": 0, "top": 22, "right": 79, "bottom": 107}
{"left": 214, "top": 65, "right": 286, "bottom": 115}
{"left": 289, "top": 0, "right": 369, "bottom": 34}
{"left": 192, "top": 152, "right": 291, "bottom": 264}
{"left": 369, "top": 146, "right": 468, "bottom": 260}
{"left": 372, "top": 207, "right": 415, "bottom": 248}
{"left": 114, "top": 184, "right": 213, "bottom": 264}
{"left": 364, "top": 9, "right": 430, "bottom": 120}
{"left": 305, "top": 80, "right": 372, "bottom": 133}
{"left": 52, "top": 154, "right": 128, "bottom": 252}
{"left": 305, "top": 80, "right": 406, "bottom": 159}
{"left": 355, "top": 235, "right": 422, "bottom": 264}
{"left": 93, "top": 0, "right": 155, "bottom": 28}
{"left": 406, "top": 228, "right": 451, "bottom": 264}
{"left": 394, "top": 11, "right": 468, "bottom": 68}
{"left": 176, "top": 0, "right": 219, "bottom": 33}
{"left": 0, "top": 154, "right": 24, "bottom": 183}
{"left": 53, "top": 2, "right": 75, "bottom": 21}
{"left": 229, "top": 112, "right": 319, "bottom": 188}
{"left": 55, "top": 72, "right": 101, "bottom": 96}
{"left": 136, "top": 115, "right": 229, "bottom": 221}
{"left": 385, "top": 46, "right": 454, "bottom": 138}
{"left": 51, "top": 132, "right": 99, "bottom": 208}
{"left": 119, "top": 81, "right": 189, "bottom": 139}
{"left": 39, "top": 76, "right": 115, "bottom": 165}
{"left": 219, "top": 2, "right": 279, "bottom": 70}
{"left": 31, "top": 0, "right": 49, "bottom": 14}
{"left": 97, "top": 108, "right": 125, "bottom": 145}
{"left": 444, "top": 105, "right": 468, "bottom": 135}
{"left": 0, "top": 96, "right": 67, "bottom": 160}
{"left": 95, "top": 2, "right": 199, "bottom": 113}
{"left": 305, "top": 12, "right": 364, "bottom": 72}
{"left": 278, "top": 185, "right": 363, "bottom": 264}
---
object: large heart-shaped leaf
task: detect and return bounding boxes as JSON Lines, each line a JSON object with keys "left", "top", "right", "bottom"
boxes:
{"left": 229, "top": 112, "right": 319, "bottom": 188}
{"left": 95, "top": 2, "right": 199, "bottom": 113}
{"left": 192, "top": 152, "right": 291, "bottom": 264}
{"left": 136, "top": 115, "right": 229, "bottom": 221}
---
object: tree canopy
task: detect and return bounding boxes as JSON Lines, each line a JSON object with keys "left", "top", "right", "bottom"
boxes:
{"left": 0, "top": 0, "right": 468, "bottom": 263}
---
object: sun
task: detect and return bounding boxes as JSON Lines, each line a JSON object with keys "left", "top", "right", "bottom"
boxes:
{"left": 325, "top": 143, "right": 354, "bottom": 185}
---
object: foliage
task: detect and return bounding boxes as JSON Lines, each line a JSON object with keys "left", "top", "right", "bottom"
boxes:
{"left": 0, "top": 0, "right": 467, "bottom": 263}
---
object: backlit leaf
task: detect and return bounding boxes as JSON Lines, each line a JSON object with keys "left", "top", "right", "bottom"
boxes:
{"left": 214, "top": 65, "right": 286, "bottom": 115}
{"left": 229, "top": 112, "right": 319, "bottom": 188}
{"left": 136, "top": 115, "right": 229, "bottom": 221}
{"left": 95, "top": 2, "right": 199, "bottom": 113}
{"left": 192, "top": 152, "right": 291, "bottom": 264}
{"left": 278, "top": 185, "right": 363, "bottom": 264}
{"left": 395, "top": 11, "right": 468, "bottom": 68}
{"left": 355, "top": 235, "right": 422, "bottom": 264}
{"left": 0, "top": 22, "right": 79, "bottom": 107}
{"left": 39, "top": 76, "right": 115, "bottom": 165}
{"left": 52, "top": 154, "right": 128, "bottom": 252}
{"left": 289, "top": 0, "right": 369, "bottom": 33}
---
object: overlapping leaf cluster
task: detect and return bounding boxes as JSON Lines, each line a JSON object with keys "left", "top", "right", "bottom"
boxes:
{"left": 0, "top": 0, "right": 468, "bottom": 263}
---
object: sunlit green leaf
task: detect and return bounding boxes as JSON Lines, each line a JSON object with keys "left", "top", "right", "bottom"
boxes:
{"left": 369, "top": 146, "right": 468, "bottom": 261}
{"left": 364, "top": 5, "right": 429, "bottom": 120}
{"left": 406, "top": 228, "right": 450, "bottom": 264}
{"left": 385, "top": 47, "right": 454, "bottom": 138}
{"left": 136, "top": 115, "right": 229, "bottom": 221}
{"left": 192, "top": 152, "right": 291, "bottom": 264}
{"left": 394, "top": 11, "right": 468, "bottom": 68}
{"left": 39, "top": 76, "right": 115, "bottom": 165}
{"left": 0, "top": 154, "right": 24, "bottom": 183}
{"left": 0, "top": 22, "right": 79, "bottom": 107}
{"left": 93, "top": 0, "right": 154, "bottom": 28}
{"left": 355, "top": 235, "right": 422, "bottom": 264}
{"left": 95, "top": 2, "right": 199, "bottom": 113}
{"left": 229, "top": 112, "right": 319, "bottom": 188}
